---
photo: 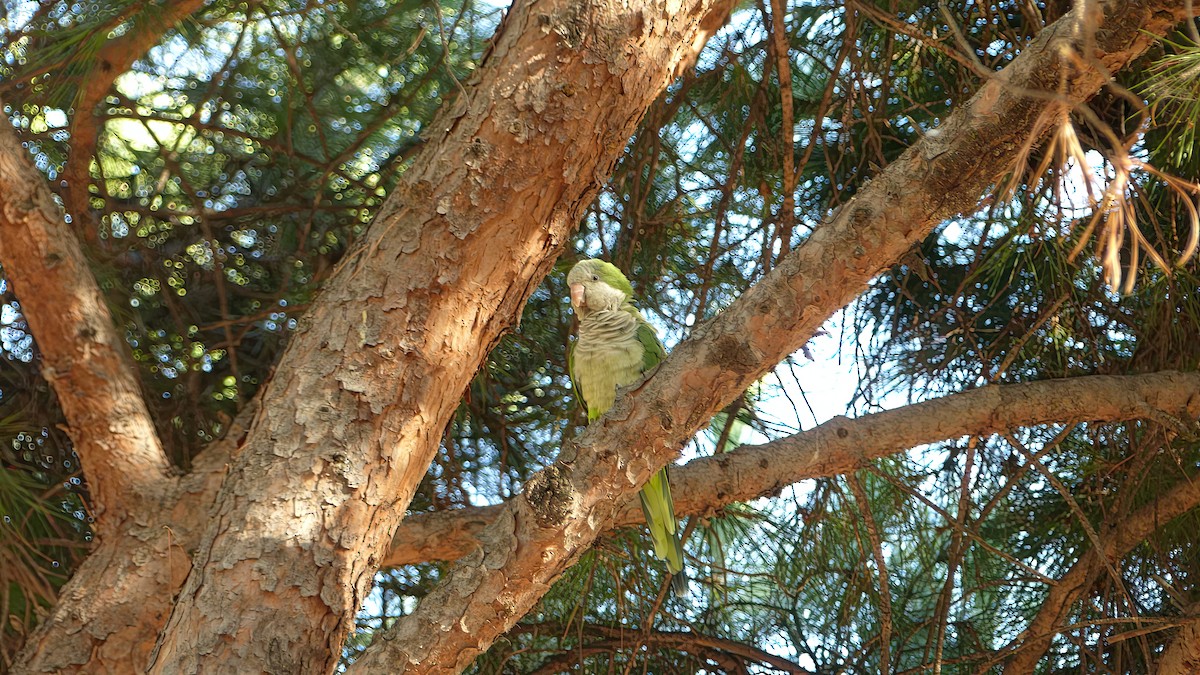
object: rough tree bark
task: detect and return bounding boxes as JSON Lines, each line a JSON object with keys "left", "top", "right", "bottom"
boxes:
{"left": 348, "top": 0, "right": 1195, "bottom": 671}
{"left": 380, "top": 370, "right": 1200, "bottom": 566}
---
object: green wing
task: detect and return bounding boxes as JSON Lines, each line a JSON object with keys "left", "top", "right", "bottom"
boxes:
{"left": 634, "top": 313, "right": 667, "bottom": 373}
{"left": 567, "top": 339, "right": 586, "bottom": 418}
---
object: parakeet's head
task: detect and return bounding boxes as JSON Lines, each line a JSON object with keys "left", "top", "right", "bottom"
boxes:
{"left": 566, "top": 259, "right": 634, "bottom": 317}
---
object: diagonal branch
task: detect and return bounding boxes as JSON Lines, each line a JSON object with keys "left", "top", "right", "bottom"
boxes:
{"left": 993, "top": 470, "right": 1200, "bottom": 673}
{"left": 62, "top": 0, "right": 209, "bottom": 232}
{"left": 351, "top": 0, "right": 1196, "bottom": 671}
{"left": 1156, "top": 602, "right": 1200, "bottom": 674}
{"left": 0, "top": 0, "right": 208, "bottom": 532}
{"left": 0, "top": 113, "right": 172, "bottom": 530}
{"left": 517, "top": 622, "right": 813, "bottom": 673}
{"left": 0, "top": 0, "right": 205, "bottom": 527}
{"left": 381, "top": 371, "right": 1200, "bottom": 567}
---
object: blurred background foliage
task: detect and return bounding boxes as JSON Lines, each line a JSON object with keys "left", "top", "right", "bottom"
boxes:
{"left": 1, "top": 0, "right": 1199, "bottom": 671}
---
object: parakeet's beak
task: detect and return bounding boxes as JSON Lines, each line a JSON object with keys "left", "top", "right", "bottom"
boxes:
{"left": 569, "top": 283, "right": 585, "bottom": 310}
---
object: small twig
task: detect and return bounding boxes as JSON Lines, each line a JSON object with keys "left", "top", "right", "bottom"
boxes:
{"left": 847, "top": 473, "right": 893, "bottom": 674}
{"left": 1004, "top": 432, "right": 1143, "bottom": 632}
{"left": 766, "top": 0, "right": 797, "bottom": 252}
{"left": 932, "top": 436, "right": 977, "bottom": 675}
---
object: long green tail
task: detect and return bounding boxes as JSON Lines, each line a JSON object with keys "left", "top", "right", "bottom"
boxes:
{"left": 638, "top": 466, "right": 688, "bottom": 597}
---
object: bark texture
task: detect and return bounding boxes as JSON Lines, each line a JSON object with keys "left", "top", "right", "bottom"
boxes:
{"left": 145, "top": 0, "right": 738, "bottom": 671}
{"left": 349, "top": 0, "right": 1194, "bottom": 670}
{"left": 382, "top": 371, "right": 1200, "bottom": 566}
{"left": 9, "top": 398, "right": 259, "bottom": 674}
{"left": 1157, "top": 603, "right": 1200, "bottom": 675}
{"left": 0, "top": 110, "right": 172, "bottom": 528}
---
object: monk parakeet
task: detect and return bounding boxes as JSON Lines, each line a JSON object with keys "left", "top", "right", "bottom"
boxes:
{"left": 567, "top": 258, "right": 687, "bottom": 597}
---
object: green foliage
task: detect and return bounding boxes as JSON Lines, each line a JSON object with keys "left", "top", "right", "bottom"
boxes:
{"left": 1140, "top": 35, "right": 1200, "bottom": 170}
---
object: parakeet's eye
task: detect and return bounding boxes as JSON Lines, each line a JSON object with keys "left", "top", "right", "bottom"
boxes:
{"left": 592, "top": 275, "right": 598, "bottom": 281}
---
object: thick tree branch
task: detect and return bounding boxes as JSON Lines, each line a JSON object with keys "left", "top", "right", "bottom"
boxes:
{"left": 381, "top": 371, "right": 1200, "bottom": 566}
{"left": 996, "top": 471, "right": 1200, "bottom": 673}
{"left": 351, "top": 0, "right": 1195, "bottom": 671}
{"left": 0, "top": 21, "right": 215, "bottom": 660}
{"left": 145, "top": 0, "right": 742, "bottom": 671}
{"left": 1156, "top": 602, "right": 1200, "bottom": 674}
{"left": 0, "top": 114, "right": 172, "bottom": 528}
{"left": 61, "top": 0, "right": 209, "bottom": 230}
{"left": 10, "top": 389, "right": 262, "bottom": 674}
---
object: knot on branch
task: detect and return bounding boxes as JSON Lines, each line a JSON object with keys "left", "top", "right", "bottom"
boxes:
{"left": 713, "top": 333, "right": 761, "bottom": 375}
{"left": 524, "top": 464, "right": 577, "bottom": 528}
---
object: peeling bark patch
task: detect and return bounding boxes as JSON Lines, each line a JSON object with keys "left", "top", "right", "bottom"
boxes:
{"left": 539, "top": 0, "right": 634, "bottom": 68}
{"left": 506, "top": 117, "right": 533, "bottom": 143}
{"left": 467, "top": 137, "right": 491, "bottom": 163}
{"left": 543, "top": 2, "right": 587, "bottom": 49}
{"left": 524, "top": 465, "right": 576, "bottom": 528}
{"left": 712, "top": 333, "right": 759, "bottom": 375}
{"left": 650, "top": 398, "right": 674, "bottom": 431}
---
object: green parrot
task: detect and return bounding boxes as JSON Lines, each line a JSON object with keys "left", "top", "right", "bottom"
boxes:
{"left": 566, "top": 258, "right": 688, "bottom": 597}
